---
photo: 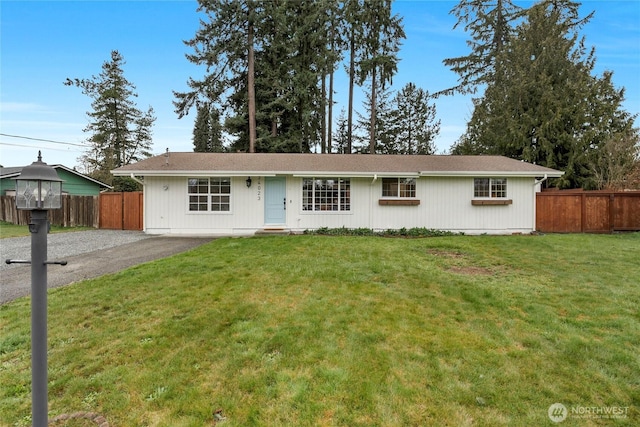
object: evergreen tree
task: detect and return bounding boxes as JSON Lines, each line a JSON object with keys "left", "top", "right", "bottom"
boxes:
{"left": 177, "top": 0, "right": 337, "bottom": 153}
{"left": 333, "top": 109, "right": 350, "bottom": 154}
{"left": 324, "top": 1, "right": 346, "bottom": 153}
{"left": 174, "top": 0, "right": 260, "bottom": 152}
{"left": 440, "top": 0, "right": 521, "bottom": 96}
{"left": 64, "top": 50, "right": 155, "bottom": 187}
{"left": 356, "top": 82, "right": 394, "bottom": 153}
{"left": 460, "top": 0, "right": 638, "bottom": 188}
{"left": 391, "top": 83, "right": 440, "bottom": 154}
{"left": 357, "top": 0, "right": 405, "bottom": 153}
{"left": 193, "top": 103, "right": 224, "bottom": 152}
{"left": 343, "top": 0, "right": 364, "bottom": 154}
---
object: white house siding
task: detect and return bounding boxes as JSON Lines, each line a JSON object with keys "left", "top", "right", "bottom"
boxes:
{"left": 143, "top": 176, "right": 265, "bottom": 235}
{"left": 413, "top": 177, "right": 535, "bottom": 233}
{"left": 142, "top": 175, "right": 536, "bottom": 235}
{"left": 287, "top": 176, "right": 535, "bottom": 234}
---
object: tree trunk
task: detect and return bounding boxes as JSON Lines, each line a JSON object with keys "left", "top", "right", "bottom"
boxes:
{"left": 321, "top": 74, "right": 327, "bottom": 153}
{"left": 347, "top": 28, "right": 355, "bottom": 154}
{"left": 247, "top": 19, "right": 257, "bottom": 153}
{"left": 369, "top": 68, "right": 377, "bottom": 154}
{"left": 328, "top": 68, "right": 334, "bottom": 154}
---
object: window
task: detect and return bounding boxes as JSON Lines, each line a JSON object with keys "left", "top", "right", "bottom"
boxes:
{"left": 474, "top": 178, "right": 507, "bottom": 198}
{"left": 188, "top": 177, "right": 230, "bottom": 212}
{"left": 382, "top": 178, "right": 416, "bottom": 198}
{"left": 302, "top": 178, "right": 350, "bottom": 211}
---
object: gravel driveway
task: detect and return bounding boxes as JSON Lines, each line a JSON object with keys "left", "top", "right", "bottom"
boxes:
{"left": 1, "top": 230, "right": 214, "bottom": 304}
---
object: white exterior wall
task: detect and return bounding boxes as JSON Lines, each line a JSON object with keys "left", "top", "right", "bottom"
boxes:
{"left": 142, "top": 175, "right": 536, "bottom": 235}
{"left": 143, "top": 176, "right": 265, "bottom": 235}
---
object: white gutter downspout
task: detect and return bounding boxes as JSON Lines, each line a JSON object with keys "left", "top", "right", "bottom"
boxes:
{"left": 130, "top": 173, "right": 144, "bottom": 186}
{"left": 534, "top": 174, "right": 548, "bottom": 187}
{"left": 532, "top": 174, "right": 547, "bottom": 232}
{"left": 370, "top": 174, "right": 378, "bottom": 230}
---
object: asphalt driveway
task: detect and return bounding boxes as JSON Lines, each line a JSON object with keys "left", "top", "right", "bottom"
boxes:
{"left": 1, "top": 230, "right": 214, "bottom": 304}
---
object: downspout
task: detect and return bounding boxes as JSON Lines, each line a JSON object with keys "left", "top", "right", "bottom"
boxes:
{"left": 532, "top": 174, "right": 547, "bottom": 233}
{"left": 534, "top": 174, "right": 548, "bottom": 187}
{"left": 370, "top": 174, "right": 378, "bottom": 230}
{"left": 129, "top": 173, "right": 144, "bottom": 186}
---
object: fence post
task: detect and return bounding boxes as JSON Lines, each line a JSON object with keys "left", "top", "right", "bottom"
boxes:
{"left": 609, "top": 193, "right": 615, "bottom": 233}
{"left": 580, "top": 193, "right": 586, "bottom": 233}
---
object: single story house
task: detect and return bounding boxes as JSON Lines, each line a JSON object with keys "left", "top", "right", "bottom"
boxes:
{"left": 112, "top": 152, "right": 563, "bottom": 235}
{"left": 0, "top": 164, "right": 112, "bottom": 196}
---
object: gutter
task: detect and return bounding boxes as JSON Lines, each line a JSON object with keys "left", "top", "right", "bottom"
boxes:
{"left": 129, "top": 173, "right": 144, "bottom": 186}
{"left": 534, "top": 174, "right": 548, "bottom": 186}
{"left": 532, "top": 174, "right": 548, "bottom": 233}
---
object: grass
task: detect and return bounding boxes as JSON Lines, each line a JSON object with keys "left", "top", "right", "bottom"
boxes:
{"left": 0, "top": 233, "right": 638, "bottom": 426}
{"left": 0, "top": 221, "right": 94, "bottom": 239}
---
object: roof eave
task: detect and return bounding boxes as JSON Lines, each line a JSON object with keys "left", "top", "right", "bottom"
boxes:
{"left": 420, "top": 170, "right": 564, "bottom": 178}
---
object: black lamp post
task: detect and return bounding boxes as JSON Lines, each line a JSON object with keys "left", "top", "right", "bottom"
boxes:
{"left": 10, "top": 151, "right": 65, "bottom": 426}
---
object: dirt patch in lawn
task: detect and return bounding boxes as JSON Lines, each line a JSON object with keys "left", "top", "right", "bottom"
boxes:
{"left": 426, "top": 248, "right": 466, "bottom": 259}
{"left": 447, "top": 265, "right": 493, "bottom": 275}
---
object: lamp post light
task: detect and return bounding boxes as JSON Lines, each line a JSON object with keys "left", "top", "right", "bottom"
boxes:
{"left": 8, "top": 151, "right": 65, "bottom": 427}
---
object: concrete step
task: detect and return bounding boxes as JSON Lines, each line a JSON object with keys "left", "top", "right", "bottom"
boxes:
{"left": 254, "top": 228, "right": 291, "bottom": 236}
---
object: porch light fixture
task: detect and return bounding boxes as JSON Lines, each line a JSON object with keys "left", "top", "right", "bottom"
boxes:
{"left": 246, "top": 176, "right": 252, "bottom": 188}
{"left": 7, "top": 151, "right": 66, "bottom": 427}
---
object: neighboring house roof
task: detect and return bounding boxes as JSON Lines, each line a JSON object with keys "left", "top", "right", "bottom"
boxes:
{"left": 1, "top": 164, "right": 113, "bottom": 189}
{"left": 112, "top": 153, "right": 564, "bottom": 178}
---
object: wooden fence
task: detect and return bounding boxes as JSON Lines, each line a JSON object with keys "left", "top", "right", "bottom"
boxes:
{"left": 0, "top": 192, "right": 143, "bottom": 230}
{"left": 99, "top": 192, "right": 143, "bottom": 230}
{"left": 536, "top": 190, "right": 640, "bottom": 233}
{"left": 0, "top": 195, "right": 100, "bottom": 228}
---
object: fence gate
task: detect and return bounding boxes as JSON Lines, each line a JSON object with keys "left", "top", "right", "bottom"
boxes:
{"left": 99, "top": 192, "right": 143, "bottom": 230}
{"left": 536, "top": 190, "right": 640, "bottom": 233}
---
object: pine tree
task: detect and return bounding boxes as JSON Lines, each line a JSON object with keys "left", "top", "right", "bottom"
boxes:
{"left": 357, "top": 0, "right": 405, "bottom": 153}
{"left": 177, "top": 1, "right": 337, "bottom": 153}
{"left": 343, "top": 0, "right": 364, "bottom": 154}
{"left": 391, "top": 83, "right": 440, "bottom": 154}
{"left": 356, "top": 82, "right": 394, "bottom": 153}
{"left": 333, "top": 109, "right": 350, "bottom": 154}
{"left": 460, "top": 0, "right": 638, "bottom": 188}
{"left": 440, "top": 0, "right": 521, "bottom": 96}
{"left": 64, "top": 50, "right": 155, "bottom": 187}
{"left": 193, "top": 103, "right": 224, "bottom": 152}
{"left": 174, "top": 0, "right": 260, "bottom": 152}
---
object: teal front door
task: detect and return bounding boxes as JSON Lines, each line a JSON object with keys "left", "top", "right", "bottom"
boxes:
{"left": 264, "top": 177, "right": 286, "bottom": 225}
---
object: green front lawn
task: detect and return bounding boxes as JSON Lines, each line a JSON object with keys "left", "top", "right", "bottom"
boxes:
{"left": 1, "top": 233, "right": 638, "bottom": 426}
{"left": 0, "top": 221, "right": 94, "bottom": 239}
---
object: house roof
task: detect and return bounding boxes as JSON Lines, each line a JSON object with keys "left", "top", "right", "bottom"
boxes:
{"left": 1, "top": 164, "right": 113, "bottom": 189}
{"left": 112, "top": 152, "right": 564, "bottom": 178}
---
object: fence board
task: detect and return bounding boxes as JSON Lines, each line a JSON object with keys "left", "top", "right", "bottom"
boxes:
{"left": 99, "top": 193, "right": 124, "bottom": 229}
{"left": 584, "top": 194, "right": 610, "bottom": 233}
{"left": 536, "top": 190, "right": 640, "bottom": 233}
{"left": 0, "top": 195, "right": 99, "bottom": 227}
{"left": 123, "top": 191, "right": 143, "bottom": 230}
{"left": 614, "top": 194, "right": 640, "bottom": 230}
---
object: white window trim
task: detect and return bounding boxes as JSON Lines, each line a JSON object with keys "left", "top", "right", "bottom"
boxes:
{"left": 301, "top": 177, "right": 351, "bottom": 213}
{"left": 186, "top": 177, "right": 233, "bottom": 214}
{"left": 473, "top": 177, "right": 508, "bottom": 199}
{"left": 380, "top": 177, "right": 418, "bottom": 199}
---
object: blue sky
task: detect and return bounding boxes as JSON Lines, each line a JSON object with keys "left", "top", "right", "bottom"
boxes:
{"left": 1, "top": 0, "right": 639, "bottom": 169}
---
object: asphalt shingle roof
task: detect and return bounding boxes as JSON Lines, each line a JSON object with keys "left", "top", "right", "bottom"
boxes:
{"left": 112, "top": 152, "right": 564, "bottom": 177}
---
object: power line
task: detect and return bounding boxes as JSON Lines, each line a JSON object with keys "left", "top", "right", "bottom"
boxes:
{"left": 0, "top": 133, "right": 87, "bottom": 148}
{"left": 0, "top": 142, "right": 83, "bottom": 152}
